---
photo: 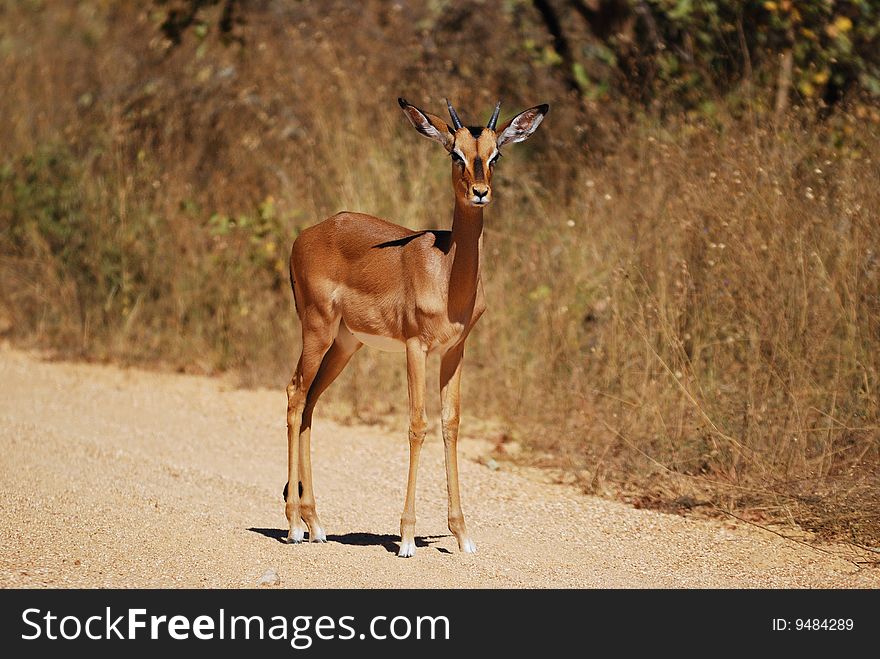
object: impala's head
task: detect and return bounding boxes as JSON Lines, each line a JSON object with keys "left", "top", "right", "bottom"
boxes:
{"left": 398, "top": 97, "right": 549, "bottom": 207}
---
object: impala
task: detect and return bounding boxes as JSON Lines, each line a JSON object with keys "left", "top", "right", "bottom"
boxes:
{"left": 283, "top": 97, "right": 548, "bottom": 557}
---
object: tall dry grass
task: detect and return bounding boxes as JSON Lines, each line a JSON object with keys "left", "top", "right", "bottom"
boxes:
{"left": 1, "top": 2, "right": 877, "bottom": 544}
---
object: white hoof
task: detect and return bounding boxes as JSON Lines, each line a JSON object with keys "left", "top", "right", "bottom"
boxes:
{"left": 287, "top": 527, "right": 305, "bottom": 544}
{"left": 310, "top": 527, "right": 327, "bottom": 543}
{"left": 398, "top": 540, "right": 416, "bottom": 558}
{"left": 460, "top": 538, "right": 477, "bottom": 554}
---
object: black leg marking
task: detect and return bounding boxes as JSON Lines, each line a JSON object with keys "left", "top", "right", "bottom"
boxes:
{"left": 282, "top": 481, "right": 304, "bottom": 501}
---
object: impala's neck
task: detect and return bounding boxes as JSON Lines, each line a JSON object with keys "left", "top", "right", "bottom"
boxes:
{"left": 447, "top": 198, "right": 483, "bottom": 314}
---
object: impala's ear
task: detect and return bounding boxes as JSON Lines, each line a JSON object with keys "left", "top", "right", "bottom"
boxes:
{"left": 398, "top": 98, "right": 454, "bottom": 150}
{"left": 496, "top": 104, "right": 549, "bottom": 148}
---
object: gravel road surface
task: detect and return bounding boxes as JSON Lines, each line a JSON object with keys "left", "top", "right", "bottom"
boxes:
{"left": 1, "top": 347, "right": 875, "bottom": 588}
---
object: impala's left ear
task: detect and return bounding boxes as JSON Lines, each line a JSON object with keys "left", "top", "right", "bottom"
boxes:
{"left": 496, "top": 104, "right": 549, "bottom": 148}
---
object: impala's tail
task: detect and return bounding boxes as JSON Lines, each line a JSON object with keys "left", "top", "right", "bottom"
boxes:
{"left": 288, "top": 244, "right": 302, "bottom": 318}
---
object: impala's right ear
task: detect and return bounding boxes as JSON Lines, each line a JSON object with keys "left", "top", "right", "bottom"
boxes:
{"left": 398, "top": 98, "right": 454, "bottom": 150}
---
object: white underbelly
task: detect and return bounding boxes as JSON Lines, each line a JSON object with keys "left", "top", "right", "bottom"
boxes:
{"left": 351, "top": 330, "right": 407, "bottom": 353}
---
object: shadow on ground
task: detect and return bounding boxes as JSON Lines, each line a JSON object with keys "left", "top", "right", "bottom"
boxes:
{"left": 247, "top": 528, "right": 453, "bottom": 555}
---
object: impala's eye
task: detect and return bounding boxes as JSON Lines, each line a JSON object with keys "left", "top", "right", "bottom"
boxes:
{"left": 451, "top": 151, "right": 465, "bottom": 165}
{"left": 489, "top": 153, "right": 501, "bottom": 167}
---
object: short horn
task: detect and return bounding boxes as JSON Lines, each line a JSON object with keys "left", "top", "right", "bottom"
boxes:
{"left": 446, "top": 98, "right": 463, "bottom": 130}
{"left": 487, "top": 100, "right": 501, "bottom": 130}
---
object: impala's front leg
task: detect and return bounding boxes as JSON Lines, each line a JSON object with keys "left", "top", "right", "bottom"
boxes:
{"left": 440, "top": 343, "right": 476, "bottom": 553}
{"left": 399, "top": 339, "right": 428, "bottom": 558}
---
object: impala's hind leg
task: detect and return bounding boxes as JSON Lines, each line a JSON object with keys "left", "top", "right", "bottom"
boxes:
{"left": 297, "top": 326, "right": 362, "bottom": 542}
{"left": 286, "top": 315, "right": 335, "bottom": 544}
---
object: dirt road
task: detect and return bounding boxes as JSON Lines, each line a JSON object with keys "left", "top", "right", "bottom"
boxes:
{"left": 0, "top": 347, "right": 875, "bottom": 588}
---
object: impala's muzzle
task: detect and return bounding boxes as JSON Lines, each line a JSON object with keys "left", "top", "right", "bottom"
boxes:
{"left": 470, "top": 184, "right": 491, "bottom": 206}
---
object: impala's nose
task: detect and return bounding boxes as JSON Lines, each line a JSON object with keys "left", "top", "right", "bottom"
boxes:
{"left": 471, "top": 185, "right": 490, "bottom": 205}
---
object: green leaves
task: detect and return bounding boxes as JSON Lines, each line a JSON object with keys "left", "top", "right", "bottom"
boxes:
{"left": 588, "top": 1, "right": 880, "bottom": 109}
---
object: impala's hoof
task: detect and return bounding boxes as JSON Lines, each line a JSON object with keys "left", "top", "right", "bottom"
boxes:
{"left": 287, "top": 527, "right": 305, "bottom": 544}
{"left": 398, "top": 540, "right": 416, "bottom": 558}
{"left": 460, "top": 538, "right": 477, "bottom": 554}
{"left": 310, "top": 527, "right": 327, "bottom": 543}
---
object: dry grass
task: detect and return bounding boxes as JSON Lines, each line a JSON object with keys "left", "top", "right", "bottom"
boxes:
{"left": 1, "top": 2, "right": 878, "bottom": 545}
